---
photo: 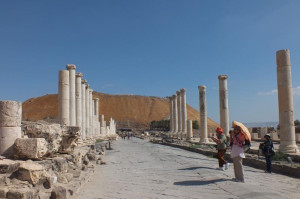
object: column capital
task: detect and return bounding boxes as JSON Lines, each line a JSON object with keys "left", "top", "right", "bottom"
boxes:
{"left": 180, "top": 88, "right": 186, "bottom": 94}
{"left": 94, "top": 98, "right": 99, "bottom": 102}
{"left": 172, "top": 94, "right": 177, "bottom": 99}
{"left": 176, "top": 91, "right": 180, "bottom": 96}
{"left": 81, "top": 79, "right": 87, "bottom": 84}
{"left": 76, "top": 72, "right": 83, "bottom": 77}
{"left": 66, "top": 64, "right": 76, "bottom": 70}
{"left": 198, "top": 85, "right": 206, "bottom": 91}
{"left": 89, "top": 89, "right": 93, "bottom": 93}
{"left": 86, "top": 84, "right": 90, "bottom": 89}
{"left": 218, "top": 75, "right": 228, "bottom": 80}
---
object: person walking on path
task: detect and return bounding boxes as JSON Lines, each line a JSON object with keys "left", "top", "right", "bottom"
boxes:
{"left": 259, "top": 134, "right": 275, "bottom": 173}
{"left": 210, "top": 127, "right": 229, "bottom": 170}
{"left": 231, "top": 125, "right": 246, "bottom": 182}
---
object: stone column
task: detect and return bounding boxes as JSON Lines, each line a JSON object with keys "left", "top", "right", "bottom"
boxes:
{"left": 0, "top": 101, "right": 22, "bottom": 156}
{"left": 81, "top": 79, "right": 87, "bottom": 140}
{"left": 276, "top": 49, "right": 299, "bottom": 153}
{"left": 85, "top": 84, "right": 90, "bottom": 138}
{"left": 89, "top": 89, "right": 93, "bottom": 138}
{"left": 75, "top": 73, "right": 83, "bottom": 128}
{"left": 180, "top": 88, "right": 187, "bottom": 136}
{"left": 172, "top": 95, "right": 178, "bottom": 135}
{"left": 186, "top": 120, "right": 193, "bottom": 141}
{"left": 168, "top": 97, "right": 173, "bottom": 137}
{"left": 218, "top": 75, "right": 230, "bottom": 136}
{"left": 100, "top": 114, "right": 106, "bottom": 136}
{"left": 66, "top": 64, "right": 76, "bottom": 126}
{"left": 58, "top": 70, "right": 70, "bottom": 126}
{"left": 176, "top": 91, "right": 182, "bottom": 139}
{"left": 198, "top": 86, "right": 209, "bottom": 143}
{"left": 94, "top": 98, "right": 99, "bottom": 137}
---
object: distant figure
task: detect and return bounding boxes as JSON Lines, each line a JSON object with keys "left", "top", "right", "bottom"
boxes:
{"left": 259, "top": 134, "right": 275, "bottom": 173}
{"left": 231, "top": 125, "right": 245, "bottom": 183}
{"left": 210, "top": 127, "right": 229, "bottom": 171}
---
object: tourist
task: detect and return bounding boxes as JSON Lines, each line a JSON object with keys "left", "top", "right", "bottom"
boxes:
{"left": 231, "top": 125, "right": 246, "bottom": 182}
{"left": 210, "top": 127, "right": 229, "bottom": 170}
{"left": 260, "top": 134, "right": 275, "bottom": 173}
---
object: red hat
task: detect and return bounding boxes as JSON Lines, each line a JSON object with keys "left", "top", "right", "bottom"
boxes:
{"left": 216, "top": 127, "right": 223, "bottom": 133}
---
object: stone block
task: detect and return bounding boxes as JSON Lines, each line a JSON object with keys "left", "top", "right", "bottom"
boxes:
{"left": 252, "top": 133, "right": 259, "bottom": 140}
{"left": 296, "top": 133, "right": 300, "bottom": 142}
{"left": 0, "top": 101, "right": 22, "bottom": 127}
{"left": 50, "top": 186, "right": 67, "bottom": 199}
{"left": 0, "top": 159, "right": 20, "bottom": 174}
{"left": 6, "top": 189, "right": 33, "bottom": 199}
{"left": 0, "top": 187, "right": 8, "bottom": 198}
{"left": 52, "top": 157, "right": 68, "bottom": 173}
{"left": 14, "top": 138, "right": 48, "bottom": 159}
{"left": 22, "top": 122, "right": 62, "bottom": 154}
{"left": 16, "top": 161, "right": 45, "bottom": 185}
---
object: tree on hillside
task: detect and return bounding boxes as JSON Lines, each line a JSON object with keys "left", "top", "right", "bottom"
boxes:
{"left": 192, "top": 120, "right": 199, "bottom": 129}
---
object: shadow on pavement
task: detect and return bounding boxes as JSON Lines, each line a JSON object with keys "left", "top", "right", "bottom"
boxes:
{"left": 178, "top": 166, "right": 217, "bottom": 171}
{"left": 174, "top": 178, "right": 230, "bottom": 186}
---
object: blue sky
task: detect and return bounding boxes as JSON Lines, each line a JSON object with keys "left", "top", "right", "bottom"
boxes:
{"left": 1, "top": 0, "right": 300, "bottom": 124}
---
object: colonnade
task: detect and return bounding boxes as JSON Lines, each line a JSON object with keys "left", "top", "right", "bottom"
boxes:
{"left": 58, "top": 64, "right": 116, "bottom": 142}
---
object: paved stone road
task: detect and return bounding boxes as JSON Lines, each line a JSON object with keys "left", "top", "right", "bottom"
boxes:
{"left": 76, "top": 138, "right": 300, "bottom": 199}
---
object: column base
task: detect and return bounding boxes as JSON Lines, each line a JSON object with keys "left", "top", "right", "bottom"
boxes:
{"left": 279, "top": 141, "right": 299, "bottom": 153}
{"left": 199, "top": 138, "right": 210, "bottom": 144}
{"left": 0, "top": 127, "right": 21, "bottom": 156}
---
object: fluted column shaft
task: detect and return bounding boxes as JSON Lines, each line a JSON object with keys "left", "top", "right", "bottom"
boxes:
{"left": 81, "top": 80, "right": 86, "bottom": 140}
{"left": 89, "top": 89, "right": 93, "bottom": 138}
{"left": 172, "top": 95, "right": 178, "bottom": 134}
{"left": 75, "top": 73, "right": 83, "bottom": 129}
{"left": 176, "top": 91, "right": 182, "bottom": 138}
{"left": 180, "top": 88, "right": 187, "bottom": 135}
{"left": 66, "top": 64, "right": 76, "bottom": 126}
{"left": 85, "top": 85, "right": 90, "bottom": 138}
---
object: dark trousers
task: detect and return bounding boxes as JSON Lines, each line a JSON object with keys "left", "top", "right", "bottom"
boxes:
{"left": 217, "top": 149, "right": 227, "bottom": 167}
{"left": 265, "top": 155, "right": 272, "bottom": 172}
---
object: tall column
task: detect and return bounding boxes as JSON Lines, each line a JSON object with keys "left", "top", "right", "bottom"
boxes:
{"left": 0, "top": 101, "right": 22, "bottom": 156}
{"left": 85, "top": 84, "right": 90, "bottom": 138}
{"left": 176, "top": 91, "right": 182, "bottom": 139}
{"left": 81, "top": 79, "right": 87, "bottom": 140}
{"left": 172, "top": 95, "right": 178, "bottom": 135}
{"left": 168, "top": 97, "right": 173, "bottom": 137}
{"left": 218, "top": 75, "right": 230, "bottom": 136}
{"left": 58, "top": 70, "right": 70, "bottom": 126}
{"left": 66, "top": 64, "right": 76, "bottom": 126}
{"left": 198, "top": 86, "right": 209, "bottom": 143}
{"left": 92, "top": 99, "right": 95, "bottom": 137}
{"left": 276, "top": 49, "right": 299, "bottom": 153}
{"left": 75, "top": 73, "right": 83, "bottom": 129}
{"left": 186, "top": 120, "right": 193, "bottom": 141}
{"left": 94, "top": 98, "right": 100, "bottom": 136}
{"left": 180, "top": 88, "right": 187, "bottom": 136}
{"left": 89, "top": 89, "right": 93, "bottom": 138}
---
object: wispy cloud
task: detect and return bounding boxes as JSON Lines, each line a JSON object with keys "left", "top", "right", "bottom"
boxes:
{"left": 257, "top": 86, "right": 300, "bottom": 96}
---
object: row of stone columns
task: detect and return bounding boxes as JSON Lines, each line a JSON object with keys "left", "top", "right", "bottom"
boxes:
{"left": 176, "top": 49, "right": 298, "bottom": 153}
{"left": 169, "top": 89, "right": 187, "bottom": 139}
{"left": 58, "top": 64, "right": 102, "bottom": 142}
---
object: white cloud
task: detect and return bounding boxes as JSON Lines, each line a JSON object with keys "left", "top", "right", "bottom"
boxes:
{"left": 257, "top": 86, "right": 300, "bottom": 96}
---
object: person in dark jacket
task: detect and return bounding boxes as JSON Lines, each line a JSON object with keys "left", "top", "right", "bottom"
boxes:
{"left": 260, "top": 134, "right": 275, "bottom": 173}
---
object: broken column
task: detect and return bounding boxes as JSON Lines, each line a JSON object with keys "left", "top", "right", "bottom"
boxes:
{"left": 100, "top": 115, "right": 106, "bottom": 136}
{"left": 186, "top": 120, "right": 193, "bottom": 141}
{"left": 85, "top": 84, "right": 90, "bottom": 139}
{"left": 218, "top": 75, "right": 229, "bottom": 136}
{"left": 172, "top": 95, "right": 178, "bottom": 136}
{"left": 180, "top": 88, "right": 187, "bottom": 136}
{"left": 66, "top": 64, "right": 76, "bottom": 126}
{"left": 75, "top": 73, "right": 83, "bottom": 129}
{"left": 81, "top": 79, "right": 87, "bottom": 140}
{"left": 176, "top": 91, "right": 182, "bottom": 139}
{"left": 276, "top": 49, "right": 299, "bottom": 153}
{"left": 58, "top": 70, "right": 70, "bottom": 126}
{"left": 0, "top": 101, "right": 22, "bottom": 156}
{"left": 198, "top": 86, "right": 209, "bottom": 143}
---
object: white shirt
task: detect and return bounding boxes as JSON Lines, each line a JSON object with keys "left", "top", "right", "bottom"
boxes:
{"left": 231, "top": 144, "right": 245, "bottom": 158}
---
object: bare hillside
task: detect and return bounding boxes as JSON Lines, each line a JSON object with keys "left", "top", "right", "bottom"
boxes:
{"left": 22, "top": 92, "right": 219, "bottom": 130}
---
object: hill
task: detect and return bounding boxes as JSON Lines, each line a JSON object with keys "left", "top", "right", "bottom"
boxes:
{"left": 22, "top": 92, "right": 219, "bottom": 131}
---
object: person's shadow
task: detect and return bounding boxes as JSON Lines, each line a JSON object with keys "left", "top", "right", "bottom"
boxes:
{"left": 174, "top": 178, "right": 230, "bottom": 186}
{"left": 178, "top": 166, "right": 217, "bottom": 171}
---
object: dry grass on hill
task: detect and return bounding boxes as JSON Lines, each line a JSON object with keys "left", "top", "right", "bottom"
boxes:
{"left": 22, "top": 92, "right": 219, "bottom": 130}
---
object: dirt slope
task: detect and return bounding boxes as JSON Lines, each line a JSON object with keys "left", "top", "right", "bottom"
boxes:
{"left": 22, "top": 92, "right": 219, "bottom": 130}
